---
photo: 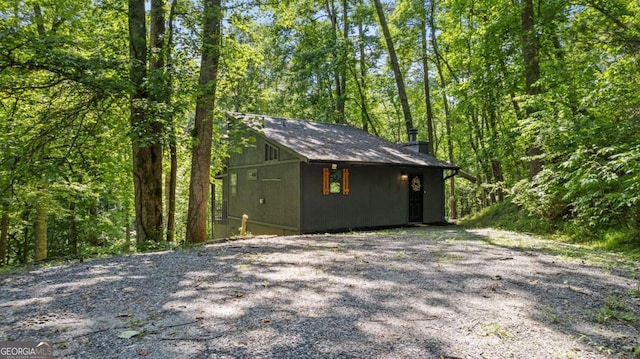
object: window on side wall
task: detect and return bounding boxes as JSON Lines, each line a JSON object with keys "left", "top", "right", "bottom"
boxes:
{"left": 322, "top": 167, "right": 350, "bottom": 195}
{"left": 213, "top": 179, "right": 227, "bottom": 221}
{"left": 265, "top": 143, "right": 279, "bottom": 161}
{"left": 230, "top": 173, "right": 237, "bottom": 197}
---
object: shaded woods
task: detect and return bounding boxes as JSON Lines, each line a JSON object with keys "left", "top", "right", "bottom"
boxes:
{"left": 1, "top": 0, "right": 639, "bottom": 264}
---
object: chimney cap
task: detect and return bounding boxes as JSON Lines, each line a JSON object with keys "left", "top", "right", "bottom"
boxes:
{"left": 407, "top": 128, "right": 418, "bottom": 142}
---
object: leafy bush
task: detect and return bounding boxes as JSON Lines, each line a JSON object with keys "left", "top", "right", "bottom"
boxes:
{"left": 511, "top": 143, "right": 640, "bottom": 238}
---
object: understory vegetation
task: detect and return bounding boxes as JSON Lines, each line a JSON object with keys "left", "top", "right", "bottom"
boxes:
{"left": 1, "top": 0, "right": 639, "bottom": 265}
{"left": 462, "top": 199, "right": 640, "bottom": 260}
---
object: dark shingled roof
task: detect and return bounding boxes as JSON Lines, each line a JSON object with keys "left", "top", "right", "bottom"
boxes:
{"left": 233, "top": 113, "right": 458, "bottom": 169}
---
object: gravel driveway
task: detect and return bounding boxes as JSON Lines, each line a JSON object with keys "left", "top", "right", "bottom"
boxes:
{"left": 1, "top": 227, "right": 639, "bottom": 358}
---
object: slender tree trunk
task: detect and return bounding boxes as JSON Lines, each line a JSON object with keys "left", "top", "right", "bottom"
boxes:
{"left": 521, "top": 0, "right": 543, "bottom": 177}
{"left": 33, "top": 4, "right": 46, "bottom": 38}
{"left": 325, "top": 0, "right": 348, "bottom": 124}
{"left": 87, "top": 204, "right": 99, "bottom": 246}
{"left": 0, "top": 205, "right": 8, "bottom": 265}
{"left": 129, "top": 0, "right": 164, "bottom": 243}
{"left": 34, "top": 182, "right": 48, "bottom": 261}
{"left": 420, "top": 3, "right": 435, "bottom": 154}
{"left": 373, "top": 0, "right": 413, "bottom": 137}
{"left": 166, "top": 145, "right": 177, "bottom": 242}
{"left": 486, "top": 101, "right": 505, "bottom": 202}
{"left": 338, "top": 0, "right": 348, "bottom": 123}
{"left": 353, "top": 5, "right": 376, "bottom": 135}
{"left": 166, "top": 0, "right": 178, "bottom": 242}
{"left": 358, "top": 62, "right": 371, "bottom": 133}
{"left": 429, "top": 2, "right": 457, "bottom": 219}
{"left": 491, "top": 159, "right": 505, "bottom": 202}
{"left": 125, "top": 213, "right": 132, "bottom": 250}
{"left": 21, "top": 210, "right": 29, "bottom": 264}
{"left": 186, "top": 0, "right": 222, "bottom": 244}
{"left": 69, "top": 201, "right": 78, "bottom": 256}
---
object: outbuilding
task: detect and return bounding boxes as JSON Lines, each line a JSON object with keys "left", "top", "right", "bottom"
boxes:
{"left": 213, "top": 113, "right": 458, "bottom": 237}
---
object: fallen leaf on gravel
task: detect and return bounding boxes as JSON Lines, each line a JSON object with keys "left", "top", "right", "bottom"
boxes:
{"left": 138, "top": 349, "right": 151, "bottom": 356}
{"left": 261, "top": 318, "right": 271, "bottom": 323}
{"left": 118, "top": 330, "right": 141, "bottom": 339}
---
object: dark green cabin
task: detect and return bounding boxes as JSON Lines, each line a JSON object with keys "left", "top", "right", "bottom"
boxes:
{"left": 213, "top": 113, "right": 458, "bottom": 237}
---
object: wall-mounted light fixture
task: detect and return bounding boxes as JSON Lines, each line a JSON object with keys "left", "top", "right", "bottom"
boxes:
{"left": 331, "top": 163, "right": 338, "bottom": 170}
{"left": 400, "top": 172, "right": 409, "bottom": 183}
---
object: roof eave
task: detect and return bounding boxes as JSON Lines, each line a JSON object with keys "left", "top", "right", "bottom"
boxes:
{"left": 306, "top": 159, "right": 459, "bottom": 169}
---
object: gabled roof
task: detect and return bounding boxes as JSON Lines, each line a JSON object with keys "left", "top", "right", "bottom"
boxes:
{"left": 232, "top": 113, "right": 458, "bottom": 170}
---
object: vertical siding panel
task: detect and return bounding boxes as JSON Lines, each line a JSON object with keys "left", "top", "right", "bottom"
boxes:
{"left": 301, "top": 163, "right": 408, "bottom": 232}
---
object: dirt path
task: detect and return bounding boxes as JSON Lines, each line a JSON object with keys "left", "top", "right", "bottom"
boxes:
{"left": 1, "top": 227, "right": 638, "bottom": 358}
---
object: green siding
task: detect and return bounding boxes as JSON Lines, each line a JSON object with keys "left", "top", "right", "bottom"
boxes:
{"left": 215, "top": 134, "right": 448, "bottom": 238}
{"left": 229, "top": 136, "right": 298, "bottom": 167}
{"left": 300, "top": 163, "right": 408, "bottom": 232}
{"left": 215, "top": 136, "right": 301, "bottom": 238}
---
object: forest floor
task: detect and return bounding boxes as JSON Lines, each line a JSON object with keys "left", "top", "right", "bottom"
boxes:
{"left": 1, "top": 227, "right": 639, "bottom": 359}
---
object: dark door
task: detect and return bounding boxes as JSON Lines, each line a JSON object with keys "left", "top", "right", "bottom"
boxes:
{"left": 408, "top": 174, "right": 423, "bottom": 222}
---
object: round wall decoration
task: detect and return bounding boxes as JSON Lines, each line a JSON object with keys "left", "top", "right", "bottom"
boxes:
{"left": 411, "top": 177, "right": 421, "bottom": 192}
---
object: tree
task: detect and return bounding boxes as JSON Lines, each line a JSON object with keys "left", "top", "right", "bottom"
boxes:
{"left": 128, "top": 0, "right": 165, "bottom": 243}
{"left": 419, "top": 0, "right": 435, "bottom": 154}
{"left": 1, "top": 0, "right": 132, "bottom": 264}
{"left": 165, "top": 0, "right": 179, "bottom": 243}
{"left": 186, "top": 0, "right": 222, "bottom": 244}
{"left": 372, "top": 0, "right": 413, "bottom": 138}
{"left": 34, "top": 182, "right": 48, "bottom": 261}
{"left": 521, "top": 0, "right": 542, "bottom": 177}
{"left": 325, "top": 0, "right": 350, "bottom": 123}
{"left": 1, "top": 204, "right": 8, "bottom": 265}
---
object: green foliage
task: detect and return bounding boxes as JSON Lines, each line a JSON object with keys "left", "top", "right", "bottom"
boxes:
{"left": 462, "top": 199, "right": 557, "bottom": 235}
{"left": 2, "top": 0, "right": 639, "bottom": 263}
{"left": 0, "top": 1, "right": 132, "bottom": 264}
{"left": 462, "top": 199, "right": 640, "bottom": 259}
{"left": 594, "top": 292, "right": 638, "bottom": 324}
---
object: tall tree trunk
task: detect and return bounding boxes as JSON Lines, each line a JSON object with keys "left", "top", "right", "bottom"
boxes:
{"left": 420, "top": 3, "right": 435, "bottom": 154}
{"left": 373, "top": 0, "right": 413, "bottom": 138}
{"left": 325, "top": 0, "right": 348, "bottom": 124}
{"left": 166, "top": 0, "right": 178, "bottom": 242}
{"left": 0, "top": 204, "right": 8, "bottom": 265}
{"left": 521, "top": 0, "right": 542, "bottom": 177}
{"left": 337, "top": 0, "right": 348, "bottom": 123}
{"left": 429, "top": 1, "right": 457, "bottom": 219}
{"left": 487, "top": 99, "right": 505, "bottom": 203}
{"left": 166, "top": 144, "right": 177, "bottom": 242}
{"left": 352, "top": 9, "right": 376, "bottom": 135}
{"left": 129, "top": 0, "right": 164, "bottom": 243}
{"left": 186, "top": 0, "right": 222, "bottom": 244}
{"left": 34, "top": 182, "right": 48, "bottom": 261}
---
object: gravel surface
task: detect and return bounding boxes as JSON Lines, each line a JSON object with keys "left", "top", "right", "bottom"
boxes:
{"left": 1, "top": 227, "right": 639, "bottom": 359}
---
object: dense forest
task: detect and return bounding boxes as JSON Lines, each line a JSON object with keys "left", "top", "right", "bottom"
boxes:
{"left": 1, "top": 0, "right": 638, "bottom": 265}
